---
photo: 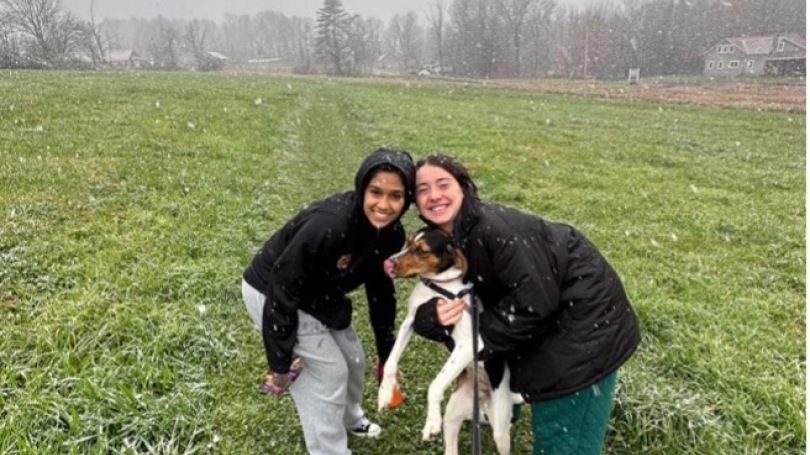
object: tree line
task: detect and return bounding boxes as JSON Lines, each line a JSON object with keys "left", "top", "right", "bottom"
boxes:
{"left": 0, "top": 0, "right": 805, "bottom": 78}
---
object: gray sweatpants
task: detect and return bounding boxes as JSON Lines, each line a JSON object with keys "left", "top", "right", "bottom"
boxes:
{"left": 242, "top": 280, "right": 367, "bottom": 455}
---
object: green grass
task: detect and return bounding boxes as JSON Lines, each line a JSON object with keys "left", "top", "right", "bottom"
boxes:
{"left": 0, "top": 71, "right": 804, "bottom": 455}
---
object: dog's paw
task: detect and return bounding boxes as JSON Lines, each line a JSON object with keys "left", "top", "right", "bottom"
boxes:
{"left": 377, "top": 377, "right": 395, "bottom": 411}
{"left": 421, "top": 417, "right": 442, "bottom": 441}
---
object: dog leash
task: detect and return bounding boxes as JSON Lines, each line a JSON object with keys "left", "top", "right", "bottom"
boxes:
{"left": 471, "top": 294, "right": 482, "bottom": 455}
{"left": 419, "top": 277, "right": 481, "bottom": 455}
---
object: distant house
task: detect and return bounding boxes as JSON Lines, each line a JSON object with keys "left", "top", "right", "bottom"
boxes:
{"left": 172, "top": 51, "right": 226, "bottom": 71}
{"left": 703, "top": 34, "right": 806, "bottom": 76}
{"left": 421, "top": 63, "right": 453, "bottom": 75}
{"left": 247, "top": 57, "right": 281, "bottom": 65}
{"left": 106, "top": 49, "right": 147, "bottom": 69}
{"left": 244, "top": 57, "right": 292, "bottom": 71}
{"left": 206, "top": 51, "right": 228, "bottom": 61}
{"left": 67, "top": 51, "right": 94, "bottom": 67}
{"left": 204, "top": 51, "right": 227, "bottom": 68}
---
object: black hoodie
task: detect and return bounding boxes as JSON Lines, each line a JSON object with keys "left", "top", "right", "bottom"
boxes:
{"left": 243, "top": 148, "right": 415, "bottom": 374}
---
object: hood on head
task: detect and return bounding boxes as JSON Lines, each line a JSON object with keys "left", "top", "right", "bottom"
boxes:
{"left": 354, "top": 147, "right": 416, "bottom": 219}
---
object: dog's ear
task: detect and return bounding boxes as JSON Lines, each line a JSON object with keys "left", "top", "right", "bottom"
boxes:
{"left": 448, "top": 243, "right": 468, "bottom": 275}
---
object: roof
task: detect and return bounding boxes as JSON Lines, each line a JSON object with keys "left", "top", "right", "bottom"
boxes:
{"left": 725, "top": 36, "right": 775, "bottom": 55}
{"left": 206, "top": 51, "right": 228, "bottom": 60}
{"left": 247, "top": 58, "right": 280, "bottom": 64}
{"left": 107, "top": 49, "right": 144, "bottom": 63}
{"left": 707, "top": 34, "right": 807, "bottom": 55}
{"left": 781, "top": 34, "right": 807, "bottom": 49}
{"left": 69, "top": 52, "right": 93, "bottom": 63}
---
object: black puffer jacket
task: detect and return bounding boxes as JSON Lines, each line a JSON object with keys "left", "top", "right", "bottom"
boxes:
{"left": 244, "top": 148, "right": 415, "bottom": 374}
{"left": 414, "top": 197, "right": 640, "bottom": 401}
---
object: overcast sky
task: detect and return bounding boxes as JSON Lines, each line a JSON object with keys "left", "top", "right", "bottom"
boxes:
{"left": 62, "top": 0, "right": 594, "bottom": 22}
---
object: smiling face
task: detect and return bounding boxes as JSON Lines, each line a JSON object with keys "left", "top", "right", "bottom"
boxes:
{"left": 363, "top": 170, "right": 406, "bottom": 228}
{"left": 415, "top": 164, "right": 465, "bottom": 234}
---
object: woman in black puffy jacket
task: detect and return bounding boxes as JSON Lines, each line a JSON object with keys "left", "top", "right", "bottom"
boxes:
{"left": 412, "top": 152, "right": 640, "bottom": 455}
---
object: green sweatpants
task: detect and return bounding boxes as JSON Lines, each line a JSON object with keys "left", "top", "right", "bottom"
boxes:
{"left": 530, "top": 371, "right": 618, "bottom": 455}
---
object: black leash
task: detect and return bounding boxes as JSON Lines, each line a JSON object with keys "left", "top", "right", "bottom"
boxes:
{"left": 471, "top": 294, "right": 481, "bottom": 455}
{"left": 419, "top": 277, "right": 481, "bottom": 455}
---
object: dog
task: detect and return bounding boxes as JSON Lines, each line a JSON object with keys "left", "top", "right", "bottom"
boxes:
{"left": 378, "top": 227, "right": 522, "bottom": 455}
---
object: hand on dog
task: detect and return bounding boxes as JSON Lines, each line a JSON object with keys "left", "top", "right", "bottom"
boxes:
{"left": 436, "top": 298, "right": 467, "bottom": 326}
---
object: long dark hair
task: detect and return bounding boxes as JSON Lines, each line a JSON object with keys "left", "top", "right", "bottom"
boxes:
{"left": 415, "top": 152, "right": 479, "bottom": 198}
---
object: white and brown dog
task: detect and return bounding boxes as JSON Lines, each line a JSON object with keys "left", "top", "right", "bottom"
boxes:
{"left": 379, "top": 228, "right": 522, "bottom": 455}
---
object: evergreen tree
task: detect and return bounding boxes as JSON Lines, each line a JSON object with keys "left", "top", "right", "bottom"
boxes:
{"left": 315, "top": 0, "right": 350, "bottom": 74}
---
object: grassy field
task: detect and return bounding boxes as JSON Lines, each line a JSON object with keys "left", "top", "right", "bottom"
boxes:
{"left": 0, "top": 71, "right": 805, "bottom": 455}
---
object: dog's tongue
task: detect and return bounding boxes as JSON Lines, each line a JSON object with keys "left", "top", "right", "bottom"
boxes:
{"left": 383, "top": 259, "right": 396, "bottom": 279}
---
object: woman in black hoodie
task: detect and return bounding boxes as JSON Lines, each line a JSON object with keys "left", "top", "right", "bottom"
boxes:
{"left": 241, "top": 147, "right": 415, "bottom": 455}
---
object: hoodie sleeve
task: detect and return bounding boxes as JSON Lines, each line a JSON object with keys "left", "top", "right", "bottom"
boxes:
{"left": 477, "top": 226, "right": 560, "bottom": 359}
{"left": 364, "top": 225, "right": 408, "bottom": 364}
{"left": 364, "top": 259, "right": 398, "bottom": 364}
{"left": 262, "top": 283, "right": 297, "bottom": 374}
{"left": 261, "top": 216, "right": 336, "bottom": 374}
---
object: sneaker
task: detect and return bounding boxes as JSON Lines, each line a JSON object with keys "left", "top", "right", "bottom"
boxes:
{"left": 347, "top": 416, "right": 381, "bottom": 438}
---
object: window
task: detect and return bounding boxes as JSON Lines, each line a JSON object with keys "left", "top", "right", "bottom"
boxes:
{"left": 730, "top": 46, "right": 735, "bottom": 53}
{"left": 729, "top": 61, "right": 739, "bottom": 68}
{"left": 718, "top": 61, "right": 724, "bottom": 69}
{"left": 777, "top": 40, "right": 785, "bottom": 52}
{"left": 717, "top": 45, "right": 722, "bottom": 53}
{"left": 708, "top": 61, "right": 715, "bottom": 69}
{"left": 746, "top": 60, "right": 754, "bottom": 68}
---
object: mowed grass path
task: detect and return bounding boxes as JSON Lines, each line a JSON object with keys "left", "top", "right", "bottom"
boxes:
{"left": 0, "top": 71, "right": 804, "bottom": 454}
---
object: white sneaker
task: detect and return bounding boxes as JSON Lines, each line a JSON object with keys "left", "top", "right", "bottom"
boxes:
{"left": 347, "top": 416, "right": 381, "bottom": 438}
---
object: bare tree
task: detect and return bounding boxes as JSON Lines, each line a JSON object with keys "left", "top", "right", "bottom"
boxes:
{"left": 446, "top": 0, "right": 501, "bottom": 77}
{"left": 0, "top": 19, "right": 24, "bottom": 66}
{"left": 424, "top": 0, "right": 445, "bottom": 72}
{"left": 497, "top": 0, "right": 536, "bottom": 76}
{"left": 254, "top": 11, "right": 285, "bottom": 58}
{"left": 584, "top": 2, "right": 613, "bottom": 78}
{"left": 524, "top": 0, "right": 556, "bottom": 75}
{"left": 221, "top": 13, "right": 254, "bottom": 61}
{"left": 148, "top": 17, "right": 180, "bottom": 69}
{"left": 185, "top": 19, "right": 220, "bottom": 70}
{"left": 185, "top": 20, "right": 207, "bottom": 60}
{"left": 345, "top": 15, "right": 382, "bottom": 74}
{"left": 81, "top": 0, "right": 108, "bottom": 67}
{"left": 384, "top": 14, "right": 402, "bottom": 68}
{"left": 291, "top": 16, "right": 315, "bottom": 73}
{"left": 0, "top": 0, "right": 83, "bottom": 66}
{"left": 400, "top": 11, "right": 423, "bottom": 70}
{"left": 386, "top": 10, "right": 423, "bottom": 72}
{"left": 446, "top": 0, "right": 474, "bottom": 76}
